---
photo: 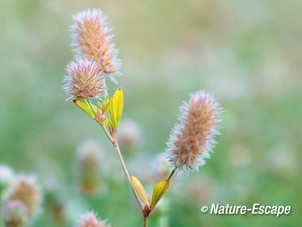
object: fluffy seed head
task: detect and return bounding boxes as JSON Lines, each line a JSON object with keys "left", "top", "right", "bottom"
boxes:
{"left": 71, "top": 9, "right": 121, "bottom": 77}
{"left": 63, "top": 58, "right": 105, "bottom": 101}
{"left": 76, "top": 212, "right": 106, "bottom": 227}
{"left": 166, "top": 90, "right": 223, "bottom": 172}
{"left": 2, "top": 200, "right": 29, "bottom": 227}
{"left": 5, "top": 175, "right": 42, "bottom": 218}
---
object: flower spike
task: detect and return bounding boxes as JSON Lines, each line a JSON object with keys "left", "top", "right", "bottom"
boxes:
{"left": 71, "top": 9, "right": 121, "bottom": 78}
{"left": 63, "top": 58, "right": 106, "bottom": 101}
{"left": 166, "top": 90, "right": 223, "bottom": 172}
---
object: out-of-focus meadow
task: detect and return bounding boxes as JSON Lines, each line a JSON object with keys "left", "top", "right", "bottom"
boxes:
{"left": 0, "top": 0, "right": 301, "bottom": 226}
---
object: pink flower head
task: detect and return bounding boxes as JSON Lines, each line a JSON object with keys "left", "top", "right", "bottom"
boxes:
{"left": 5, "top": 175, "right": 41, "bottom": 218}
{"left": 63, "top": 58, "right": 105, "bottom": 101}
{"left": 166, "top": 91, "right": 223, "bottom": 172}
{"left": 76, "top": 212, "right": 106, "bottom": 227}
{"left": 2, "top": 200, "right": 29, "bottom": 227}
{"left": 70, "top": 9, "right": 121, "bottom": 77}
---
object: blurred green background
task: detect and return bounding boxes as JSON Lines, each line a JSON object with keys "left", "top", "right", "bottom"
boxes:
{"left": 0, "top": 0, "right": 301, "bottom": 226}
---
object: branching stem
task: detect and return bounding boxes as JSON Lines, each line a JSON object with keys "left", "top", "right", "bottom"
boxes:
{"left": 77, "top": 100, "right": 143, "bottom": 211}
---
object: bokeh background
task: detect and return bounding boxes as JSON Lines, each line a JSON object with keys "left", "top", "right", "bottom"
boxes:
{"left": 0, "top": 0, "right": 301, "bottom": 226}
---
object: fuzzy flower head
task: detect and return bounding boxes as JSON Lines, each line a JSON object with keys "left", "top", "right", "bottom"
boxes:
{"left": 71, "top": 9, "right": 121, "bottom": 77}
{"left": 76, "top": 212, "right": 106, "bottom": 227}
{"left": 166, "top": 90, "right": 223, "bottom": 172}
{"left": 63, "top": 58, "right": 105, "bottom": 101}
{"left": 5, "top": 175, "right": 42, "bottom": 219}
{"left": 2, "top": 200, "right": 29, "bottom": 227}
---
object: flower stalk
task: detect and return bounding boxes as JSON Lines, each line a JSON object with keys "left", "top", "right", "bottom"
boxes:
{"left": 112, "top": 140, "right": 144, "bottom": 211}
{"left": 73, "top": 101, "right": 144, "bottom": 211}
{"left": 63, "top": 8, "right": 223, "bottom": 227}
{"left": 143, "top": 215, "right": 148, "bottom": 227}
{"left": 167, "top": 167, "right": 177, "bottom": 181}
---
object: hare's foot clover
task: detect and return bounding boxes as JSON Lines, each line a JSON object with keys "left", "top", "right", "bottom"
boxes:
{"left": 63, "top": 8, "right": 223, "bottom": 227}
{"left": 5, "top": 175, "right": 42, "bottom": 219}
{"left": 71, "top": 9, "right": 121, "bottom": 79}
{"left": 63, "top": 58, "right": 106, "bottom": 101}
{"left": 2, "top": 200, "right": 29, "bottom": 227}
{"left": 76, "top": 212, "right": 107, "bottom": 227}
{"left": 1, "top": 174, "right": 42, "bottom": 227}
{"left": 166, "top": 91, "right": 223, "bottom": 172}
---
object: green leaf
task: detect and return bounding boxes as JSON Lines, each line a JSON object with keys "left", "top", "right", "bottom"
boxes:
{"left": 92, "top": 103, "right": 98, "bottom": 114}
{"left": 73, "top": 100, "right": 94, "bottom": 118}
{"left": 108, "top": 89, "right": 124, "bottom": 130}
{"left": 98, "top": 101, "right": 103, "bottom": 111}
{"left": 151, "top": 180, "right": 169, "bottom": 209}
{"left": 131, "top": 176, "right": 150, "bottom": 207}
{"left": 104, "top": 118, "right": 111, "bottom": 130}
{"left": 108, "top": 97, "right": 116, "bottom": 129}
{"left": 104, "top": 96, "right": 109, "bottom": 112}
{"left": 113, "top": 88, "right": 123, "bottom": 128}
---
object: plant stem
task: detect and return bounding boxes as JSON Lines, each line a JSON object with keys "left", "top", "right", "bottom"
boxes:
{"left": 101, "top": 125, "right": 113, "bottom": 143}
{"left": 167, "top": 167, "right": 177, "bottom": 181}
{"left": 99, "top": 125, "right": 144, "bottom": 212}
{"left": 75, "top": 100, "right": 144, "bottom": 212}
{"left": 113, "top": 142, "right": 144, "bottom": 211}
{"left": 144, "top": 215, "right": 148, "bottom": 227}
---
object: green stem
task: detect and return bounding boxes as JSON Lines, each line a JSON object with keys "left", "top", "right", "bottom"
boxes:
{"left": 99, "top": 125, "right": 144, "bottom": 212}
{"left": 75, "top": 99, "right": 143, "bottom": 212}
{"left": 113, "top": 142, "right": 144, "bottom": 211}
{"left": 100, "top": 125, "right": 113, "bottom": 143}
{"left": 167, "top": 167, "right": 177, "bottom": 181}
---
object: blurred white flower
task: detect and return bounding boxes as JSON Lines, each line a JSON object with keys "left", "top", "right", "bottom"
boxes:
{"left": 264, "top": 143, "right": 297, "bottom": 178}
{"left": 117, "top": 119, "right": 141, "bottom": 152}
{"left": 0, "top": 165, "right": 15, "bottom": 187}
